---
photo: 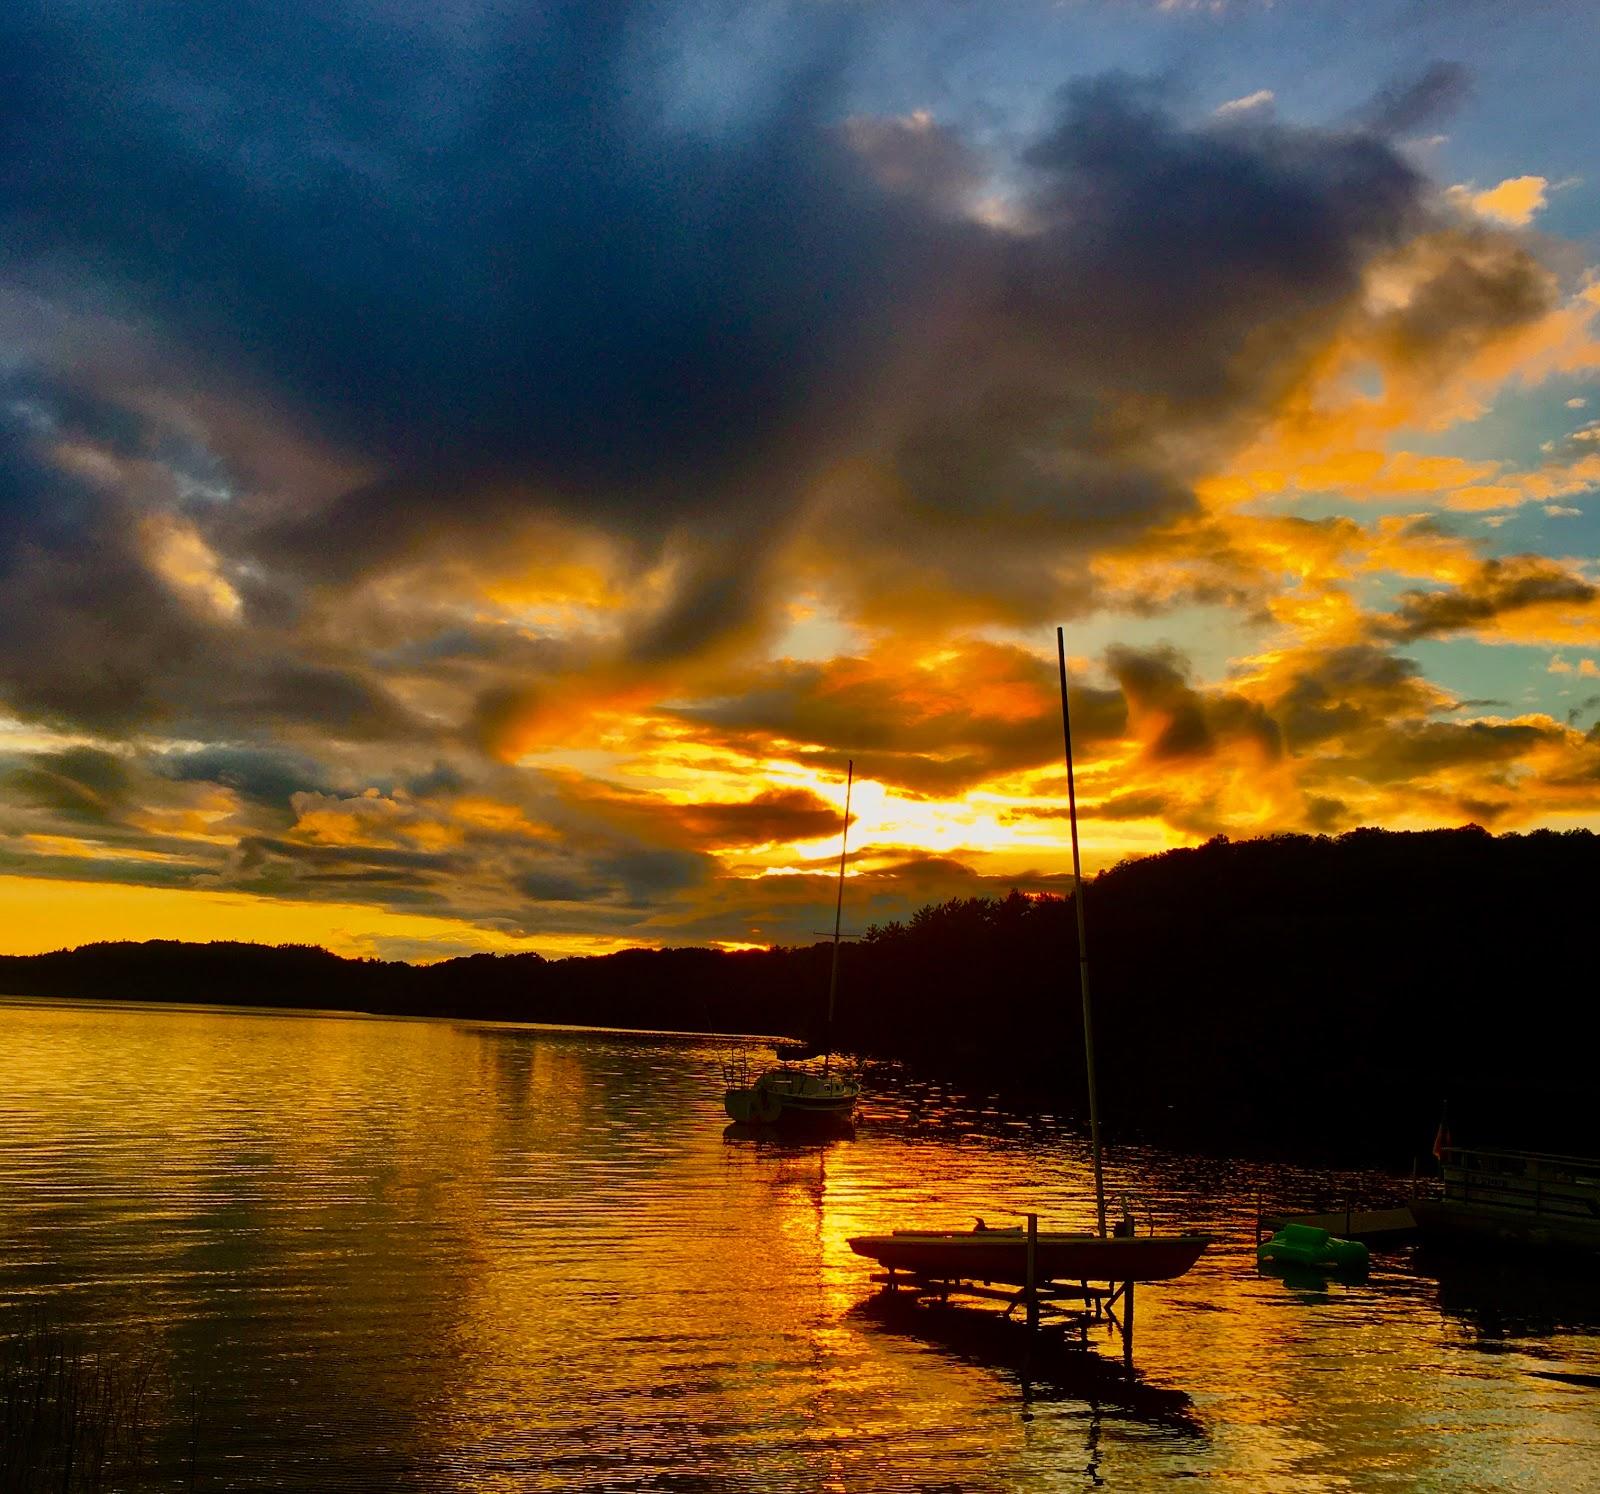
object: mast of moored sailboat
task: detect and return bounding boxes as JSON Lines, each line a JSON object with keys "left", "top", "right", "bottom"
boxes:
{"left": 823, "top": 760, "right": 853, "bottom": 1077}
{"left": 1057, "top": 628, "right": 1106, "bottom": 1239}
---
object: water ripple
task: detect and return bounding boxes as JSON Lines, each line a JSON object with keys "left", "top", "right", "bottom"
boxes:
{"left": 0, "top": 998, "right": 1595, "bottom": 1491}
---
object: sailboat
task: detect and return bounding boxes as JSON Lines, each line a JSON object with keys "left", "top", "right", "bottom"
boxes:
{"left": 848, "top": 629, "right": 1211, "bottom": 1285}
{"left": 723, "top": 763, "right": 862, "bottom": 1130}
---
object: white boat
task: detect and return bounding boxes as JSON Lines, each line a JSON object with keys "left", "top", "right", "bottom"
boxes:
{"left": 723, "top": 1056, "right": 859, "bottom": 1127}
{"left": 723, "top": 763, "right": 861, "bottom": 1131}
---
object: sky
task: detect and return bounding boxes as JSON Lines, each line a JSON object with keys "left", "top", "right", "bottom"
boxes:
{"left": 2, "top": 0, "right": 1599, "bottom": 961}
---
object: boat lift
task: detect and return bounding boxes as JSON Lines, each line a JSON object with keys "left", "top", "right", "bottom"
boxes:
{"left": 866, "top": 1213, "right": 1146, "bottom": 1366}
{"left": 854, "top": 628, "right": 1215, "bottom": 1369}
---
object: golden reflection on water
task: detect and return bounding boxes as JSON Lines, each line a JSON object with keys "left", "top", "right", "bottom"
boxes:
{"left": 0, "top": 997, "right": 1597, "bottom": 1491}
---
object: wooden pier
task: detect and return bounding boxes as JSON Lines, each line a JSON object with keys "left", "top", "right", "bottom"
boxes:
{"left": 1257, "top": 1205, "right": 1418, "bottom": 1244}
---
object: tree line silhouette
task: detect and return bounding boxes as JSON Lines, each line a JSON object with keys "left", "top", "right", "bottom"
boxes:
{"left": 3, "top": 825, "right": 1594, "bottom": 1163}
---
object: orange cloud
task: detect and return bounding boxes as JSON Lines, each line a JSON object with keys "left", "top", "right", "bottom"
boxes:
{"left": 1451, "top": 175, "right": 1549, "bottom": 227}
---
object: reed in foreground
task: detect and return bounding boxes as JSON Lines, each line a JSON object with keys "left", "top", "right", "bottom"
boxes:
{"left": 0, "top": 1312, "right": 196, "bottom": 1493}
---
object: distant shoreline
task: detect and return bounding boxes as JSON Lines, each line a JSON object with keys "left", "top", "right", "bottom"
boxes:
{"left": 0, "top": 989, "right": 791, "bottom": 1046}
{"left": 2, "top": 827, "right": 1596, "bottom": 1166}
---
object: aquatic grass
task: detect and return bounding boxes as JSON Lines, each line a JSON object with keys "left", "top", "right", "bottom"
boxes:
{"left": 0, "top": 1312, "right": 171, "bottom": 1492}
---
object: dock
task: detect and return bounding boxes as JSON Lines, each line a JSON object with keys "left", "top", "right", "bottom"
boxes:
{"left": 1257, "top": 1206, "right": 1418, "bottom": 1244}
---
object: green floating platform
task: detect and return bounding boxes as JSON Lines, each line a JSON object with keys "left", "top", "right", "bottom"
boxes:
{"left": 1258, "top": 1222, "right": 1370, "bottom": 1272}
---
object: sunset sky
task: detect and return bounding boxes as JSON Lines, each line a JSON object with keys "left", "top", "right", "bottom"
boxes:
{"left": 2, "top": 0, "right": 1598, "bottom": 960}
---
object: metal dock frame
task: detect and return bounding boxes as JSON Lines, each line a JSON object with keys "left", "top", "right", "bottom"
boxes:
{"left": 868, "top": 1215, "right": 1141, "bottom": 1365}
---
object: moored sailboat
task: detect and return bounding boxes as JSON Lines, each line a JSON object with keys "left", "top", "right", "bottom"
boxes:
{"left": 723, "top": 762, "right": 861, "bottom": 1131}
{"left": 849, "top": 628, "right": 1211, "bottom": 1298}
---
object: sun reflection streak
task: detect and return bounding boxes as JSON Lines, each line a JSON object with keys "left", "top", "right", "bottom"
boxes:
{"left": 3, "top": 1010, "right": 1597, "bottom": 1485}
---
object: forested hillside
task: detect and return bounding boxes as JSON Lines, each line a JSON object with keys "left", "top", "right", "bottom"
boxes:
{"left": 4, "top": 826, "right": 1594, "bottom": 1162}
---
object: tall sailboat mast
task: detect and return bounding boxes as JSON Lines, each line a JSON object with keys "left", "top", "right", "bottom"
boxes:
{"left": 823, "top": 760, "right": 854, "bottom": 1077}
{"left": 1057, "top": 628, "right": 1106, "bottom": 1239}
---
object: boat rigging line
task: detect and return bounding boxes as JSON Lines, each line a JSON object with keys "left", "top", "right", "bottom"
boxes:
{"left": 823, "top": 759, "right": 853, "bottom": 1078}
{"left": 1058, "top": 626, "right": 1106, "bottom": 1240}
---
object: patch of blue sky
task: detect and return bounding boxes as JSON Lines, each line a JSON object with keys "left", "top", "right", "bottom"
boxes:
{"left": 1406, "top": 636, "right": 1560, "bottom": 716}
{"left": 1174, "top": 1, "right": 1597, "bottom": 164}
{"left": 1481, "top": 499, "right": 1600, "bottom": 564}
{"left": 822, "top": 0, "right": 1600, "bottom": 275}
{"left": 1528, "top": 178, "right": 1597, "bottom": 248}
{"left": 1256, "top": 469, "right": 1598, "bottom": 566}
{"left": 839, "top": 2, "right": 1172, "bottom": 149}
{"left": 1347, "top": 564, "right": 1414, "bottom": 613}
{"left": 1250, "top": 489, "right": 1363, "bottom": 522}
{"left": 984, "top": 600, "right": 1252, "bottom": 689}
{"left": 1400, "top": 383, "right": 1600, "bottom": 471}
{"left": 1425, "top": 49, "right": 1599, "bottom": 221}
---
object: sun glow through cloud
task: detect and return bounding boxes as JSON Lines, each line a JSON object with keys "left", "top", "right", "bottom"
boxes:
{"left": 1, "top": 2, "right": 1599, "bottom": 957}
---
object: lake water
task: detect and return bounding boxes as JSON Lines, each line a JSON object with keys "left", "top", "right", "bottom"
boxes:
{"left": 1, "top": 998, "right": 1596, "bottom": 1491}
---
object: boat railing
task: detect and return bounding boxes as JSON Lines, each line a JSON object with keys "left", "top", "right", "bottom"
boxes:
{"left": 1439, "top": 1144, "right": 1600, "bottom": 1174}
{"left": 721, "top": 1053, "right": 753, "bottom": 1089}
{"left": 1440, "top": 1146, "right": 1600, "bottom": 1221}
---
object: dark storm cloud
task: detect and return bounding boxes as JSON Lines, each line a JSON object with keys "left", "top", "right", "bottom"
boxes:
{"left": 0, "top": 533, "right": 422, "bottom": 737}
{"left": 1372, "top": 231, "right": 1553, "bottom": 378}
{"left": 0, "top": 839, "right": 204, "bottom": 894}
{"left": 1272, "top": 644, "right": 1439, "bottom": 748}
{"left": 406, "top": 761, "right": 468, "bottom": 800}
{"left": 594, "top": 845, "right": 712, "bottom": 906}
{"left": 1004, "top": 790, "right": 1171, "bottom": 823}
{"left": 667, "top": 788, "right": 842, "bottom": 847}
{"left": 1334, "top": 719, "right": 1563, "bottom": 785}
{"left": 1375, "top": 556, "right": 1597, "bottom": 640}
{"left": 0, "top": 382, "right": 435, "bottom": 739}
{"left": 158, "top": 745, "right": 336, "bottom": 808}
{"left": 251, "top": 662, "right": 421, "bottom": 742}
{"left": 0, "top": 377, "right": 132, "bottom": 552}
{"left": 7, "top": 747, "right": 133, "bottom": 822}
{"left": 667, "top": 642, "right": 1126, "bottom": 795}
{"left": 834, "top": 76, "right": 1433, "bottom": 620}
{"left": 0, "top": 388, "right": 210, "bottom": 730}
{"left": 1107, "top": 644, "right": 1281, "bottom": 763}
{"left": 236, "top": 835, "right": 461, "bottom": 876}
{"left": 0, "top": 1, "right": 1468, "bottom": 701}
{"left": 1, "top": 1, "right": 899, "bottom": 565}
{"left": 1357, "top": 61, "right": 1471, "bottom": 137}
{"left": 508, "top": 843, "right": 713, "bottom": 916}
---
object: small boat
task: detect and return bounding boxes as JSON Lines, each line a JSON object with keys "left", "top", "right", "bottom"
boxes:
{"left": 723, "top": 762, "right": 861, "bottom": 1131}
{"left": 723, "top": 1059, "right": 858, "bottom": 1127}
{"left": 850, "top": 1226, "right": 1212, "bottom": 1284}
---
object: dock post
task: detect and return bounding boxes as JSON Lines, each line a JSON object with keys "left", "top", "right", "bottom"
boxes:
{"left": 1122, "top": 1281, "right": 1134, "bottom": 1367}
{"left": 1025, "top": 1214, "right": 1039, "bottom": 1333}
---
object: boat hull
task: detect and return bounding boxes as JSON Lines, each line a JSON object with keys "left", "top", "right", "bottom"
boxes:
{"left": 724, "top": 1066, "right": 858, "bottom": 1128}
{"left": 1417, "top": 1147, "right": 1600, "bottom": 1258}
{"left": 848, "top": 1230, "right": 1212, "bottom": 1284}
{"left": 1414, "top": 1199, "right": 1600, "bottom": 1257}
